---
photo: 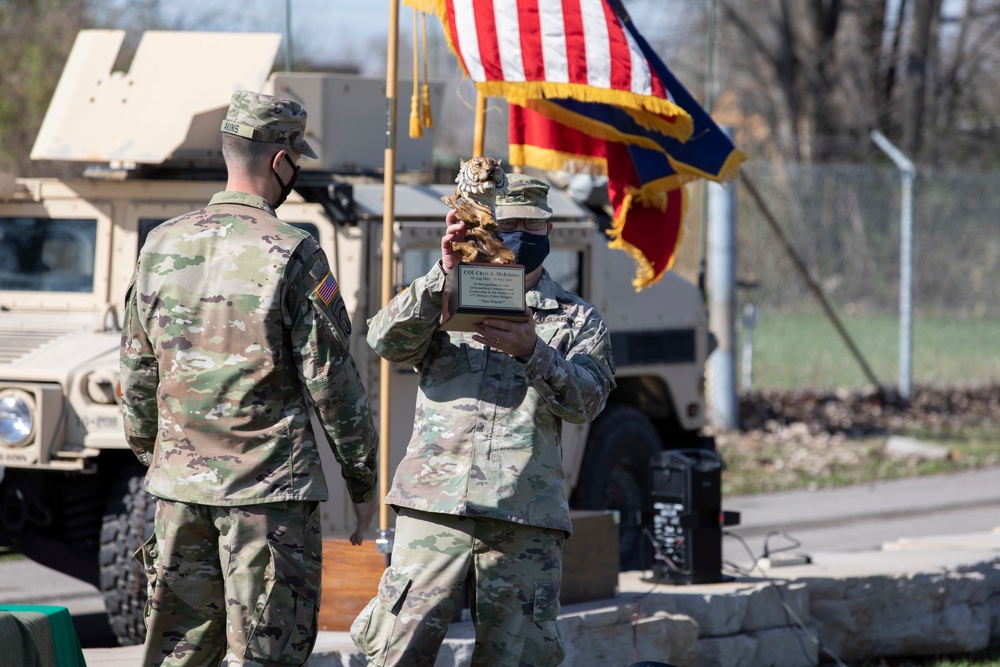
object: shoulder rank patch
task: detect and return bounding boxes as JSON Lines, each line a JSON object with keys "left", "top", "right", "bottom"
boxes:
{"left": 315, "top": 272, "right": 339, "bottom": 305}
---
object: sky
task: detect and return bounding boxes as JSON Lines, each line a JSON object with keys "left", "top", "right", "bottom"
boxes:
{"left": 146, "top": 0, "right": 675, "bottom": 73}
{"left": 87, "top": 0, "right": 689, "bottom": 161}
{"left": 102, "top": 0, "right": 972, "bottom": 75}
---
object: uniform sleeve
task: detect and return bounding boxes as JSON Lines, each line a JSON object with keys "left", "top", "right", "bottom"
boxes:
{"left": 521, "top": 308, "right": 616, "bottom": 425}
{"left": 289, "top": 244, "right": 378, "bottom": 504}
{"left": 119, "top": 269, "right": 158, "bottom": 466}
{"left": 366, "top": 260, "right": 448, "bottom": 369}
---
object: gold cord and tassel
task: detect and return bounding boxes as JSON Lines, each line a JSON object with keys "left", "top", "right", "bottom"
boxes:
{"left": 409, "top": 7, "right": 424, "bottom": 138}
{"left": 420, "top": 12, "right": 434, "bottom": 128}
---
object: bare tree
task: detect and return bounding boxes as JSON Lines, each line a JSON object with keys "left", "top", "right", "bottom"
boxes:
{"left": 0, "top": 1, "right": 89, "bottom": 175}
{"left": 711, "top": 0, "right": 1000, "bottom": 165}
{"left": 902, "top": 0, "right": 943, "bottom": 154}
{"left": 719, "top": 0, "right": 856, "bottom": 161}
{"left": 0, "top": 0, "right": 176, "bottom": 177}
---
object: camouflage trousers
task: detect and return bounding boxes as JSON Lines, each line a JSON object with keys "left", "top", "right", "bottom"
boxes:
{"left": 135, "top": 498, "right": 322, "bottom": 667}
{"left": 351, "top": 508, "right": 565, "bottom": 667}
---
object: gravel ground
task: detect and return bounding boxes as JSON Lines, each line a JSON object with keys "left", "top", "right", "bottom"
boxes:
{"left": 711, "top": 384, "right": 1000, "bottom": 494}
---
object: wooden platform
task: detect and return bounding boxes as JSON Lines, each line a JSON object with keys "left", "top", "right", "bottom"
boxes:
{"left": 318, "top": 539, "right": 388, "bottom": 631}
{"left": 561, "top": 510, "right": 620, "bottom": 604}
{"left": 318, "top": 510, "right": 621, "bottom": 630}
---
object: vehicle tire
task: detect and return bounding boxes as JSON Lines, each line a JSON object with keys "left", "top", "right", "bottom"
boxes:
{"left": 571, "top": 403, "right": 661, "bottom": 572}
{"left": 99, "top": 461, "right": 155, "bottom": 646}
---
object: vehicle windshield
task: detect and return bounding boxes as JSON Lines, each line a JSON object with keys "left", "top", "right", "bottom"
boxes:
{"left": 0, "top": 218, "right": 97, "bottom": 293}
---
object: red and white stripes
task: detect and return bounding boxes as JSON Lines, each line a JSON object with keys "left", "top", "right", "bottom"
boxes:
{"left": 443, "top": 0, "right": 664, "bottom": 98}
{"left": 409, "top": 0, "right": 683, "bottom": 121}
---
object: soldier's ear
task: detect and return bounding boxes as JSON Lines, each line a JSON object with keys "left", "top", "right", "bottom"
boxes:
{"left": 271, "top": 150, "right": 286, "bottom": 173}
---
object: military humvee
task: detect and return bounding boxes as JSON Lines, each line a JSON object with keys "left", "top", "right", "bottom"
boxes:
{"left": 0, "top": 30, "right": 715, "bottom": 645}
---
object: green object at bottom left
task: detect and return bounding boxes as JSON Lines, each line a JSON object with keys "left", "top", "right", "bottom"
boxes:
{"left": 0, "top": 605, "right": 87, "bottom": 667}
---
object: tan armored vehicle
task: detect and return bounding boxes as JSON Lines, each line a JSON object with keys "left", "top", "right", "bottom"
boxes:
{"left": 0, "top": 30, "right": 715, "bottom": 644}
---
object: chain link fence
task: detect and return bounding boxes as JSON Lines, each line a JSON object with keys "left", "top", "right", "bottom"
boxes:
{"left": 730, "top": 160, "right": 1000, "bottom": 391}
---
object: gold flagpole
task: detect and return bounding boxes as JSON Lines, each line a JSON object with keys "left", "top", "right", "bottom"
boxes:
{"left": 473, "top": 90, "right": 487, "bottom": 156}
{"left": 378, "top": 0, "right": 401, "bottom": 555}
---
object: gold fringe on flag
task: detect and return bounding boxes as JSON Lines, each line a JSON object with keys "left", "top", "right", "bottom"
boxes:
{"left": 605, "top": 183, "right": 689, "bottom": 290}
{"left": 403, "top": 0, "right": 694, "bottom": 141}
{"left": 409, "top": 7, "right": 424, "bottom": 139}
{"left": 508, "top": 143, "right": 608, "bottom": 176}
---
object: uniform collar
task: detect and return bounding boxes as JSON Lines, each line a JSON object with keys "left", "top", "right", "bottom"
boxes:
{"left": 208, "top": 191, "right": 277, "bottom": 216}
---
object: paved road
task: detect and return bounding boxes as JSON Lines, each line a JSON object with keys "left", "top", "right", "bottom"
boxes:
{"left": 0, "top": 556, "right": 118, "bottom": 648}
{"left": 3, "top": 466, "right": 1000, "bottom": 649}
{"left": 723, "top": 466, "right": 1000, "bottom": 570}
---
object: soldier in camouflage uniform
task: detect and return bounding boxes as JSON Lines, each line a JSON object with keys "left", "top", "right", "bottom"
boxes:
{"left": 351, "top": 174, "right": 615, "bottom": 666}
{"left": 119, "top": 90, "right": 379, "bottom": 667}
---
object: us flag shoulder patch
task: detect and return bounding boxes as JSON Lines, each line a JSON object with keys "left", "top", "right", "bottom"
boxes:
{"left": 315, "top": 272, "right": 339, "bottom": 305}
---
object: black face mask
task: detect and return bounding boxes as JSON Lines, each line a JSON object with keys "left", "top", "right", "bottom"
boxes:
{"left": 501, "top": 230, "right": 550, "bottom": 273}
{"left": 272, "top": 153, "right": 300, "bottom": 209}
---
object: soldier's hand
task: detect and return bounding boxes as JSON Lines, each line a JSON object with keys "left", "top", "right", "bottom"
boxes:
{"left": 441, "top": 209, "right": 466, "bottom": 274}
{"left": 349, "top": 499, "right": 378, "bottom": 546}
{"left": 475, "top": 309, "right": 537, "bottom": 360}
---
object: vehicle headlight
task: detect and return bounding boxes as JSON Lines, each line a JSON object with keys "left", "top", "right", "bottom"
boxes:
{"left": 0, "top": 389, "right": 34, "bottom": 447}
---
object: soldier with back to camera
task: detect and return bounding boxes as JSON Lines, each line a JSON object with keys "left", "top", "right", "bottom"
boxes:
{"left": 120, "top": 90, "right": 378, "bottom": 667}
{"left": 351, "top": 173, "right": 616, "bottom": 667}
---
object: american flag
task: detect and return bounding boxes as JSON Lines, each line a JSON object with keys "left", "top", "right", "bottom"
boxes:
{"left": 411, "top": 0, "right": 744, "bottom": 289}
{"left": 315, "top": 273, "right": 339, "bottom": 305}
{"left": 406, "top": 0, "right": 692, "bottom": 141}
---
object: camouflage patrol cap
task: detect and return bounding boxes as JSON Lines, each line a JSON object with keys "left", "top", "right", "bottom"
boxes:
{"left": 495, "top": 173, "right": 553, "bottom": 220}
{"left": 221, "top": 90, "right": 318, "bottom": 159}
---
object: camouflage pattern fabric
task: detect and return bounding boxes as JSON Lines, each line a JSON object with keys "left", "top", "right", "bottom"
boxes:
{"left": 136, "top": 498, "right": 322, "bottom": 667}
{"left": 367, "top": 262, "right": 615, "bottom": 535}
{"left": 120, "top": 190, "right": 377, "bottom": 505}
{"left": 494, "top": 173, "right": 553, "bottom": 220}
{"left": 221, "top": 90, "right": 318, "bottom": 159}
{"left": 351, "top": 508, "right": 565, "bottom": 667}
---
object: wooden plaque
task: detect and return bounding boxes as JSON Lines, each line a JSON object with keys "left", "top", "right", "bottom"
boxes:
{"left": 440, "top": 262, "right": 528, "bottom": 332}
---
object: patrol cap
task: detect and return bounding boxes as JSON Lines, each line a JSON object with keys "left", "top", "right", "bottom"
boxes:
{"left": 495, "top": 173, "right": 553, "bottom": 220}
{"left": 221, "top": 90, "right": 318, "bottom": 159}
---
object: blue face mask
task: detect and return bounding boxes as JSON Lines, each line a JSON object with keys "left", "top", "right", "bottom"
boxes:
{"left": 501, "top": 230, "right": 550, "bottom": 273}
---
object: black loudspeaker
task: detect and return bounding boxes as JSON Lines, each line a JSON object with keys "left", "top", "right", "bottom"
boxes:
{"left": 648, "top": 449, "right": 738, "bottom": 585}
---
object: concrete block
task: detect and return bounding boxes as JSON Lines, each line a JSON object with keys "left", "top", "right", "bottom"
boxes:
{"left": 695, "top": 625, "right": 819, "bottom": 667}
{"left": 747, "top": 625, "right": 820, "bottom": 667}
{"left": 649, "top": 588, "right": 748, "bottom": 636}
{"left": 696, "top": 634, "right": 758, "bottom": 667}
{"left": 883, "top": 531, "right": 1000, "bottom": 552}
{"left": 638, "top": 579, "right": 806, "bottom": 637}
{"left": 808, "top": 579, "right": 992, "bottom": 659}
{"left": 560, "top": 611, "right": 699, "bottom": 667}
{"left": 743, "top": 581, "right": 809, "bottom": 631}
{"left": 987, "top": 591, "right": 1000, "bottom": 646}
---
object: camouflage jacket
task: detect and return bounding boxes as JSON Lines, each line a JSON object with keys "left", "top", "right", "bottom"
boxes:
{"left": 120, "top": 191, "right": 377, "bottom": 506}
{"left": 368, "top": 261, "right": 615, "bottom": 534}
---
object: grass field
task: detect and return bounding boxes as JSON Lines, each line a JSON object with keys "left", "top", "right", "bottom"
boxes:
{"left": 740, "top": 311, "right": 1000, "bottom": 390}
{"left": 719, "top": 425, "right": 1000, "bottom": 496}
